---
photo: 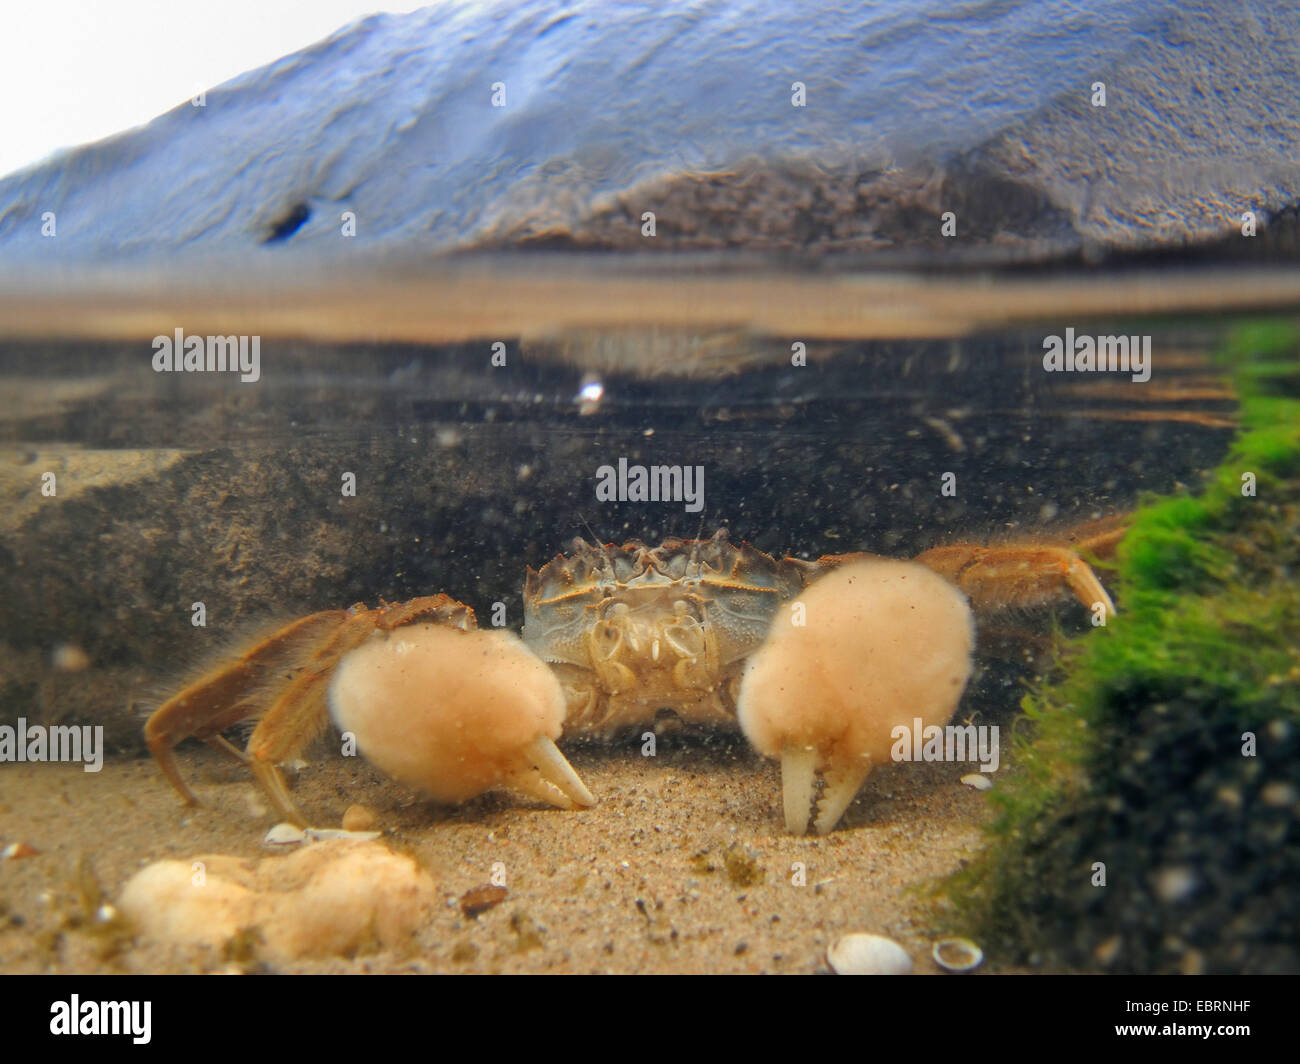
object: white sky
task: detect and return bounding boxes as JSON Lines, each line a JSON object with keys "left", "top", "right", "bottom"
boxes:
{"left": 0, "top": 1, "right": 434, "bottom": 179}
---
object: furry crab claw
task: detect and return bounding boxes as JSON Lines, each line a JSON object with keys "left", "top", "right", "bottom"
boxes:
{"left": 329, "top": 624, "right": 596, "bottom": 811}
{"left": 736, "top": 559, "right": 975, "bottom": 835}
{"left": 143, "top": 594, "right": 595, "bottom": 827}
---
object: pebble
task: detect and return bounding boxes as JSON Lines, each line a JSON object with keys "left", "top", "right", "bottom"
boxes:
{"left": 722, "top": 843, "right": 764, "bottom": 887}
{"left": 1, "top": 842, "right": 38, "bottom": 860}
{"left": 1260, "top": 781, "right": 1296, "bottom": 808}
{"left": 342, "top": 804, "right": 378, "bottom": 832}
{"left": 459, "top": 885, "right": 508, "bottom": 918}
{"left": 827, "top": 933, "right": 914, "bottom": 975}
{"left": 1094, "top": 936, "right": 1122, "bottom": 966}
{"left": 1153, "top": 865, "right": 1198, "bottom": 903}
{"left": 451, "top": 941, "right": 479, "bottom": 963}
{"left": 51, "top": 644, "right": 91, "bottom": 672}
{"left": 960, "top": 774, "right": 993, "bottom": 791}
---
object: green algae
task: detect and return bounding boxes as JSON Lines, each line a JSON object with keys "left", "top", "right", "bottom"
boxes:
{"left": 942, "top": 319, "right": 1300, "bottom": 974}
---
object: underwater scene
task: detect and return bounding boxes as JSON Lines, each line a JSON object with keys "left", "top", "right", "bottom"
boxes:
{"left": 0, "top": 0, "right": 1297, "bottom": 990}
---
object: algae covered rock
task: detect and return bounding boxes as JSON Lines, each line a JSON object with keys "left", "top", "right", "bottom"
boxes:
{"left": 945, "top": 322, "right": 1300, "bottom": 974}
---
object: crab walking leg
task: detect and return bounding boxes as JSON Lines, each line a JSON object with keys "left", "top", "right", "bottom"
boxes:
{"left": 738, "top": 559, "right": 975, "bottom": 834}
{"left": 238, "top": 611, "right": 398, "bottom": 824}
{"left": 328, "top": 623, "right": 595, "bottom": 810}
{"left": 205, "top": 734, "right": 250, "bottom": 764}
{"left": 912, "top": 544, "right": 1116, "bottom": 621}
{"left": 144, "top": 609, "right": 353, "bottom": 806}
{"left": 246, "top": 666, "right": 350, "bottom": 825}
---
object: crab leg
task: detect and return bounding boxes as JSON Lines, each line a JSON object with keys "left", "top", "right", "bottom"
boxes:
{"left": 144, "top": 610, "right": 352, "bottom": 805}
{"left": 145, "top": 596, "right": 477, "bottom": 819}
{"left": 803, "top": 515, "right": 1124, "bottom": 625}
{"left": 241, "top": 610, "right": 413, "bottom": 824}
{"left": 912, "top": 544, "right": 1116, "bottom": 620}
{"left": 205, "top": 733, "right": 251, "bottom": 764}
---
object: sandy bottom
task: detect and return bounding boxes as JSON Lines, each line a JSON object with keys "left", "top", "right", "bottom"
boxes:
{"left": 0, "top": 734, "right": 1001, "bottom": 974}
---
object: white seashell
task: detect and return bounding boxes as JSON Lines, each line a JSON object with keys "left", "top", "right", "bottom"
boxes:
{"left": 932, "top": 937, "right": 984, "bottom": 972}
{"left": 263, "top": 823, "right": 306, "bottom": 847}
{"left": 263, "top": 823, "right": 381, "bottom": 847}
{"left": 827, "top": 933, "right": 914, "bottom": 975}
{"left": 960, "top": 774, "right": 993, "bottom": 791}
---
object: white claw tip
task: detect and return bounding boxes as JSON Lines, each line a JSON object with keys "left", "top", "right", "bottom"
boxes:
{"left": 514, "top": 735, "right": 596, "bottom": 810}
{"left": 780, "top": 746, "right": 818, "bottom": 835}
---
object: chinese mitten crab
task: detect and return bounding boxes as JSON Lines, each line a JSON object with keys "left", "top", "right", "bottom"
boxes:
{"left": 145, "top": 525, "right": 1121, "bottom": 834}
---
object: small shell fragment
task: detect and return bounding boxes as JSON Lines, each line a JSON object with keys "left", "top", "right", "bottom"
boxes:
{"left": 960, "top": 774, "right": 993, "bottom": 791}
{"left": 342, "top": 804, "right": 378, "bottom": 832}
{"left": 263, "top": 822, "right": 380, "bottom": 847}
{"left": 932, "top": 937, "right": 984, "bottom": 972}
{"left": 303, "top": 827, "right": 381, "bottom": 842}
{"left": 263, "top": 823, "right": 306, "bottom": 847}
{"left": 1, "top": 842, "right": 39, "bottom": 860}
{"left": 827, "top": 933, "right": 913, "bottom": 975}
